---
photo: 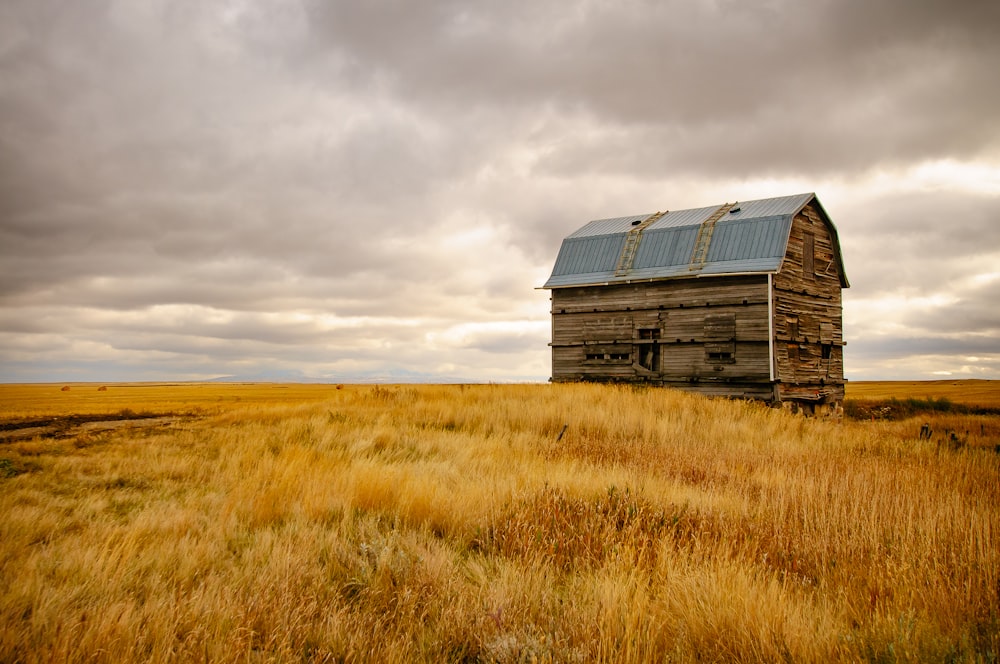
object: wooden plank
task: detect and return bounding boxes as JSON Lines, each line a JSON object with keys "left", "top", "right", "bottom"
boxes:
{"left": 768, "top": 205, "right": 846, "bottom": 397}
{"left": 551, "top": 275, "right": 770, "bottom": 314}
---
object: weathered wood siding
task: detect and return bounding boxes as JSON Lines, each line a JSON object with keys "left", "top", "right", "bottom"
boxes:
{"left": 772, "top": 202, "right": 845, "bottom": 406}
{"left": 551, "top": 275, "right": 774, "bottom": 397}
{"left": 548, "top": 199, "right": 846, "bottom": 410}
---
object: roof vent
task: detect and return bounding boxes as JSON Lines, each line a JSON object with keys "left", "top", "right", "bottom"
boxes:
{"left": 631, "top": 219, "right": 643, "bottom": 226}
{"left": 729, "top": 204, "right": 741, "bottom": 214}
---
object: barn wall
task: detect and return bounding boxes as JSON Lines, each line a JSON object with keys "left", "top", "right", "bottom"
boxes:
{"left": 772, "top": 202, "right": 846, "bottom": 408}
{"left": 551, "top": 275, "right": 774, "bottom": 397}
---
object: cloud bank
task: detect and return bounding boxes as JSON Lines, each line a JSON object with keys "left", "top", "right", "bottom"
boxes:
{"left": 2, "top": 0, "right": 998, "bottom": 381}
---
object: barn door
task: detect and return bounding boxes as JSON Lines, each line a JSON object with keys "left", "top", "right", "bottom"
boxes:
{"left": 636, "top": 327, "right": 661, "bottom": 373}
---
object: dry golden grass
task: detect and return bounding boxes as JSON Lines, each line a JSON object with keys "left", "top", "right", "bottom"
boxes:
{"left": 0, "top": 382, "right": 338, "bottom": 419}
{"left": 847, "top": 379, "right": 1000, "bottom": 409}
{"left": 1, "top": 382, "right": 998, "bottom": 662}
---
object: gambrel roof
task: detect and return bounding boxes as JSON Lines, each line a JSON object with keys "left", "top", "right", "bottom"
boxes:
{"left": 543, "top": 192, "right": 849, "bottom": 289}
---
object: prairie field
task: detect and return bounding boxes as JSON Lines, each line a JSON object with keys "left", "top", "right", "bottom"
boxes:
{"left": 847, "top": 380, "right": 1000, "bottom": 409}
{"left": 1, "top": 381, "right": 998, "bottom": 662}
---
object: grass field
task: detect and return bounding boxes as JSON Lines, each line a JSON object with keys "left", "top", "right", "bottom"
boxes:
{"left": 847, "top": 380, "right": 1000, "bottom": 409}
{"left": 1, "top": 381, "right": 998, "bottom": 662}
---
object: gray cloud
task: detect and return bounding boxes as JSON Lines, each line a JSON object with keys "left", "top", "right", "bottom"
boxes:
{"left": 1, "top": 0, "right": 998, "bottom": 381}
{"left": 899, "top": 279, "right": 1000, "bottom": 335}
{"left": 837, "top": 189, "right": 1000, "bottom": 298}
{"left": 306, "top": 0, "right": 1000, "bottom": 177}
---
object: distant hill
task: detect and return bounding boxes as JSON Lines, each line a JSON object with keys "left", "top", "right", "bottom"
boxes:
{"left": 207, "top": 368, "right": 546, "bottom": 384}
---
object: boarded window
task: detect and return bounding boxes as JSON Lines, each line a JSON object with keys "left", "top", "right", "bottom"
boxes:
{"left": 580, "top": 320, "right": 633, "bottom": 364}
{"left": 705, "top": 314, "right": 736, "bottom": 363}
{"left": 585, "top": 347, "right": 630, "bottom": 363}
{"left": 803, "top": 232, "right": 815, "bottom": 276}
{"left": 787, "top": 343, "right": 800, "bottom": 363}
{"left": 819, "top": 322, "right": 833, "bottom": 344}
{"left": 786, "top": 315, "right": 799, "bottom": 340}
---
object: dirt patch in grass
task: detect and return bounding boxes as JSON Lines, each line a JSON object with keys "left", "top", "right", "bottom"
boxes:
{"left": 0, "top": 410, "right": 187, "bottom": 443}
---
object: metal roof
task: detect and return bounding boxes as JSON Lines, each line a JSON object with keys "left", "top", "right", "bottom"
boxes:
{"left": 566, "top": 214, "right": 652, "bottom": 239}
{"left": 543, "top": 193, "right": 848, "bottom": 289}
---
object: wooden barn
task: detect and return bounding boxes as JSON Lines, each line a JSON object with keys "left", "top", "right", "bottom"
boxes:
{"left": 542, "top": 193, "right": 849, "bottom": 414}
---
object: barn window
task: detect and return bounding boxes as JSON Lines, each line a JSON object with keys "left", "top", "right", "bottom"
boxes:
{"left": 638, "top": 346, "right": 659, "bottom": 371}
{"left": 704, "top": 314, "right": 736, "bottom": 364}
{"left": 585, "top": 350, "right": 630, "bottom": 363}
{"left": 821, "top": 344, "right": 832, "bottom": 360}
{"left": 636, "top": 328, "right": 660, "bottom": 372}
{"left": 803, "top": 232, "right": 815, "bottom": 276}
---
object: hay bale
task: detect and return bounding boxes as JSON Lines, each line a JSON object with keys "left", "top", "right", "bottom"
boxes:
{"left": 60, "top": 386, "right": 70, "bottom": 392}
{"left": 98, "top": 386, "right": 108, "bottom": 391}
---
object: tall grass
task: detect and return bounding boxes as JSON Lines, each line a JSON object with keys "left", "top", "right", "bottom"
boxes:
{"left": 1, "top": 383, "right": 997, "bottom": 662}
{"left": 845, "top": 395, "right": 1000, "bottom": 420}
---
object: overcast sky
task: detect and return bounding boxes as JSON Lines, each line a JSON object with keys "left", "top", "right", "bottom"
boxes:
{"left": 2, "top": 0, "right": 999, "bottom": 383}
